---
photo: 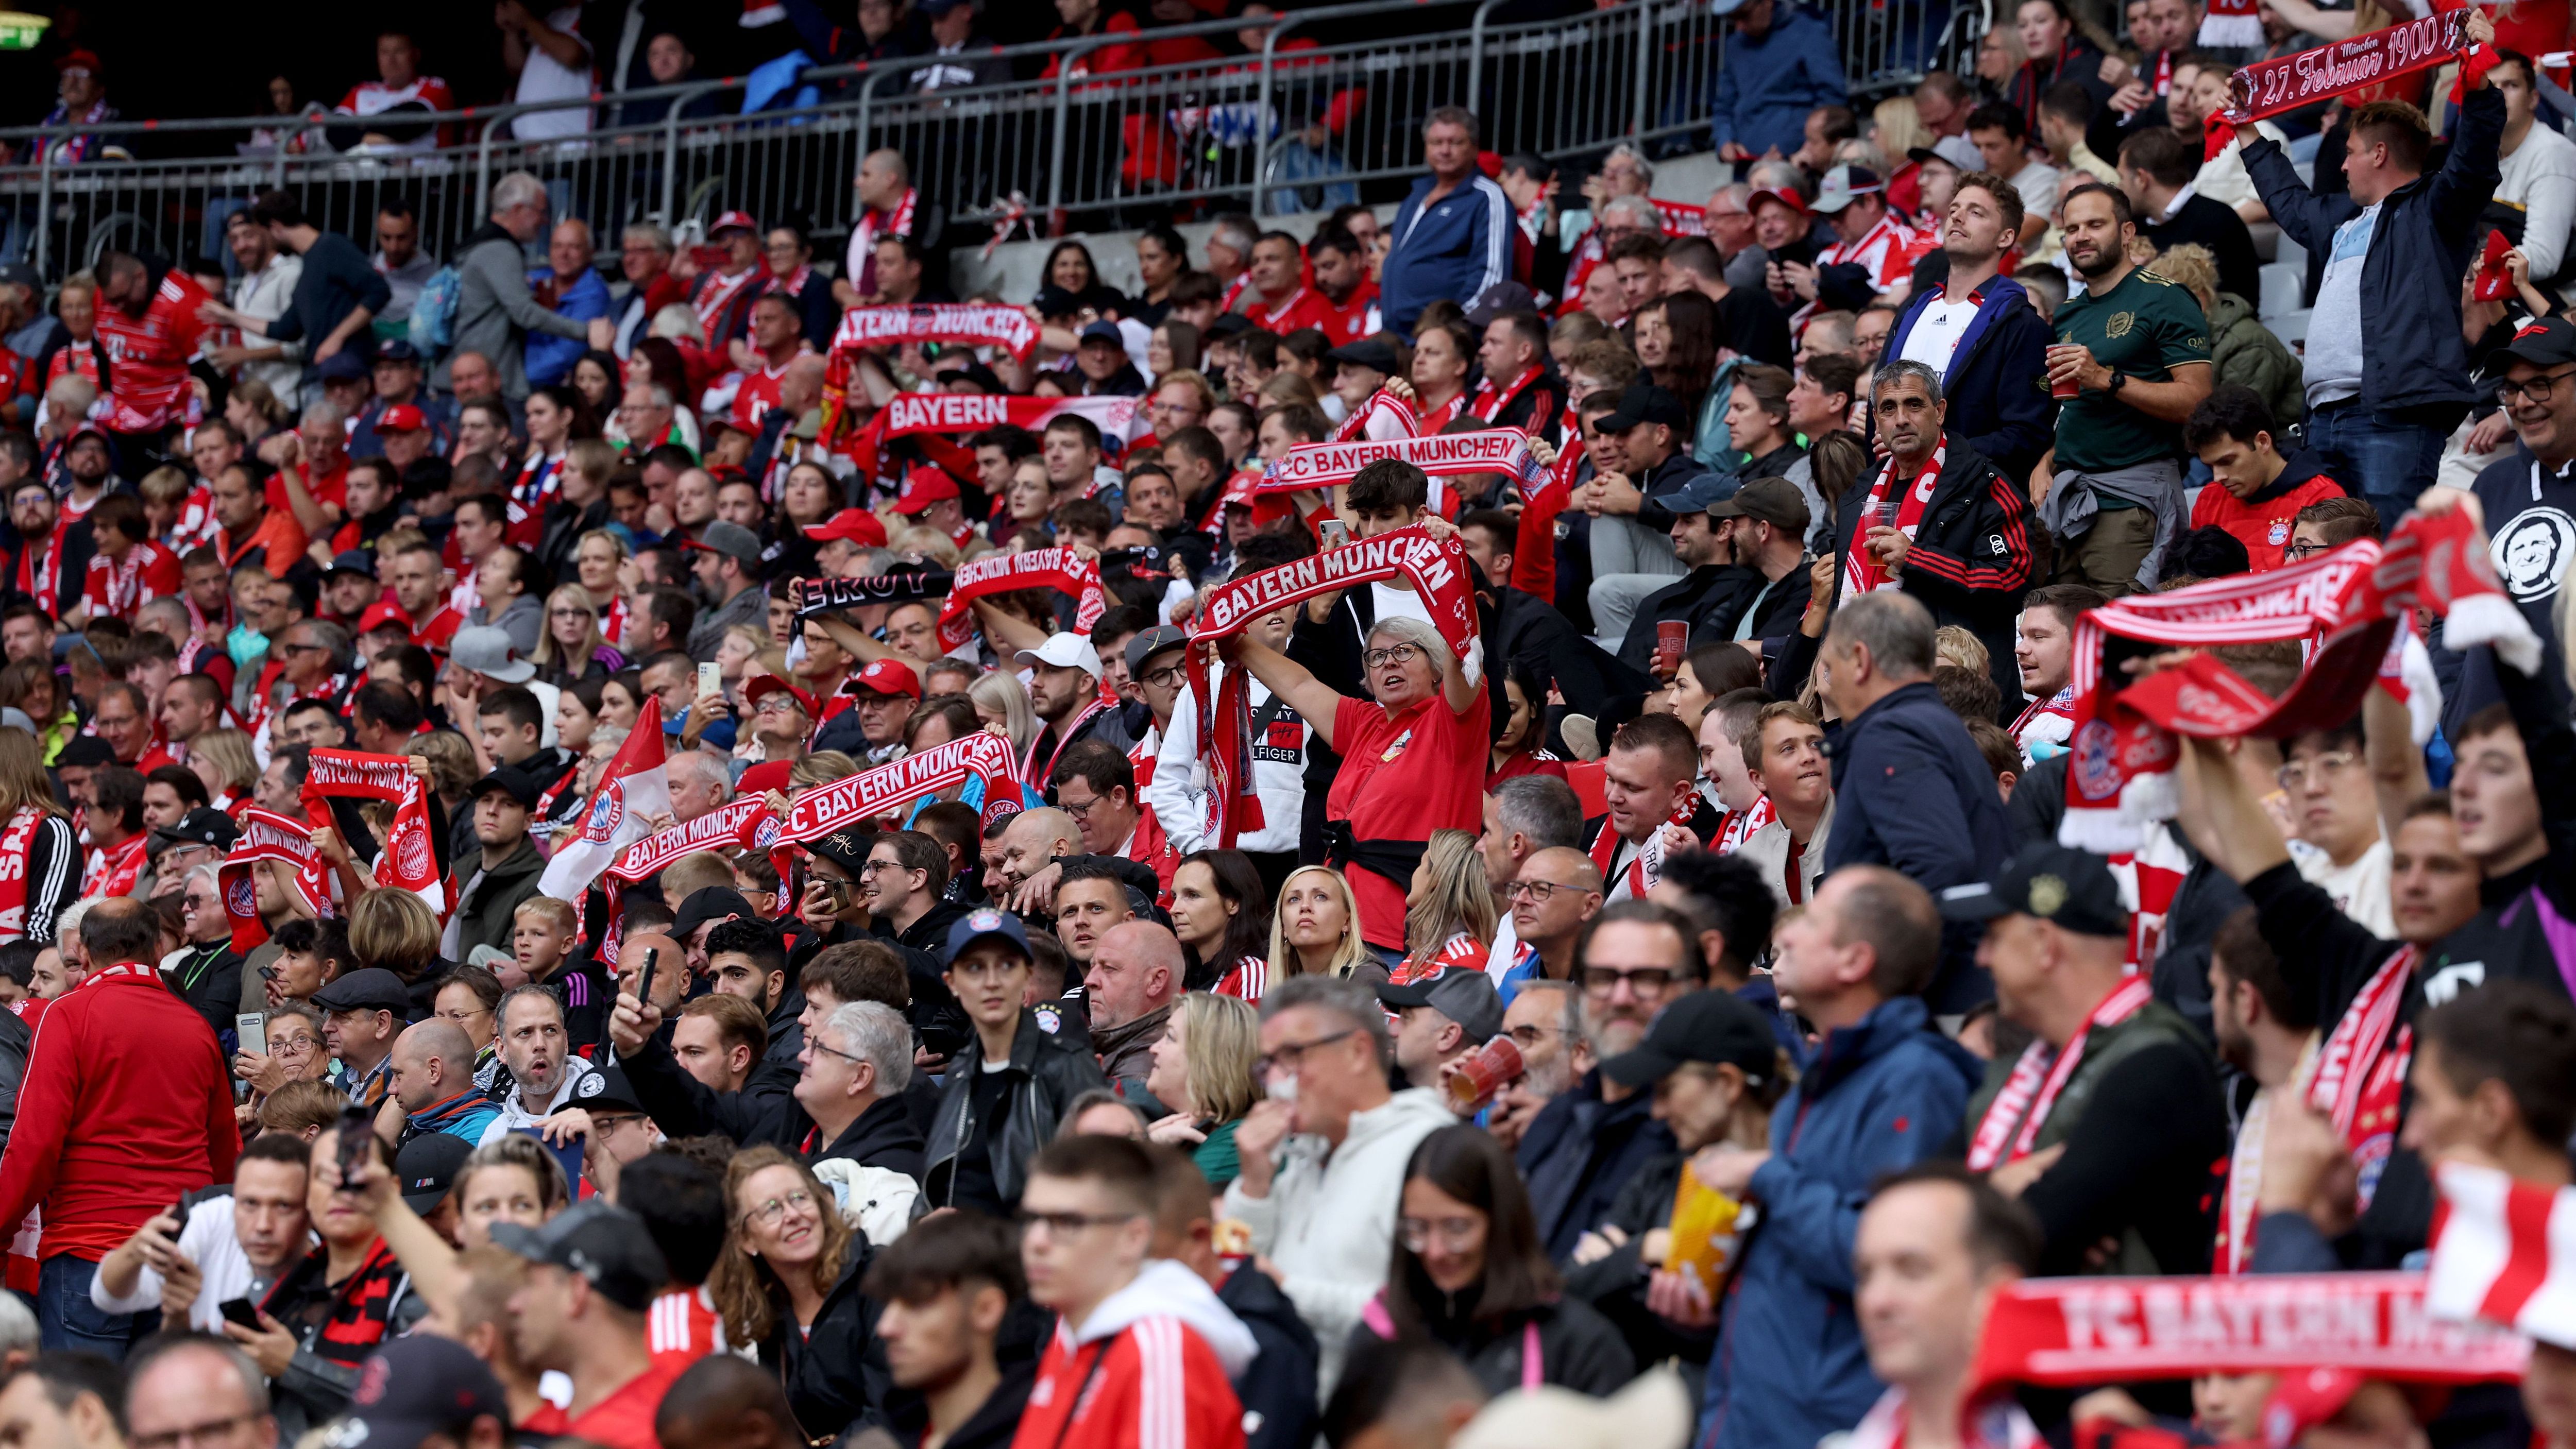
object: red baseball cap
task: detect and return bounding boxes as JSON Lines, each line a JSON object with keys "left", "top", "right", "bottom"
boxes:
{"left": 53, "top": 49, "right": 100, "bottom": 75}
{"left": 709, "top": 210, "right": 760, "bottom": 236}
{"left": 806, "top": 509, "right": 888, "bottom": 547}
{"left": 850, "top": 658, "right": 922, "bottom": 700}
{"left": 357, "top": 599, "right": 412, "bottom": 635}
{"left": 895, "top": 468, "right": 959, "bottom": 514}
{"left": 377, "top": 404, "right": 428, "bottom": 434}
{"left": 1748, "top": 186, "right": 1809, "bottom": 218}
{"left": 742, "top": 674, "right": 818, "bottom": 717}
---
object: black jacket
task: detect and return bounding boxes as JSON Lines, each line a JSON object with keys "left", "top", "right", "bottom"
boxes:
{"left": 755, "top": 1250, "right": 895, "bottom": 1441}
{"left": 878, "top": 899, "right": 972, "bottom": 1058}
{"left": 1877, "top": 277, "right": 2055, "bottom": 489}
{"left": 2243, "top": 84, "right": 2504, "bottom": 419}
{"left": 1828, "top": 436, "right": 2035, "bottom": 705}
{"left": 0, "top": 1009, "right": 28, "bottom": 1160}
{"left": 2141, "top": 193, "right": 2263, "bottom": 309}
{"left": 1517, "top": 1068, "right": 1676, "bottom": 1262}
{"left": 1352, "top": 1290, "right": 1636, "bottom": 1398}
{"left": 1561, "top": 1151, "right": 1715, "bottom": 1373}
{"left": 622, "top": 1033, "right": 806, "bottom": 1148}
{"left": 1488, "top": 584, "right": 1649, "bottom": 703}
{"left": 1220, "top": 1263, "right": 1321, "bottom": 1449}
{"left": 924, "top": 1007, "right": 1109, "bottom": 1209}
{"left": 810, "top": 1092, "right": 929, "bottom": 1182}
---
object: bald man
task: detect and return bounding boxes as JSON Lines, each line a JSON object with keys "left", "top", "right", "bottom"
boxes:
{"left": 655, "top": 1351, "right": 806, "bottom": 1449}
{"left": 1502, "top": 845, "right": 1606, "bottom": 996}
{"left": 393, "top": 1019, "right": 505, "bottom": 1143}
{"left": 1086, "top": 921, "right": 1182, "bottom": 1110}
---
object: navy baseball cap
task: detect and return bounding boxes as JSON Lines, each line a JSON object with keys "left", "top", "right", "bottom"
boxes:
{"left": 321, "top": 1335, "right": 509, "bottom": 1449}
{"left": 946, "top": 907, "right": 1033, "bottom": 961}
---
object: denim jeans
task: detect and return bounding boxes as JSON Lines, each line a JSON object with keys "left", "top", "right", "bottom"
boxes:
{"left": 36, "top": 1254, "right": 151, "bottom": 1359}
{"left": 2303, "top": 400, "right": 2448, "bottom": 530}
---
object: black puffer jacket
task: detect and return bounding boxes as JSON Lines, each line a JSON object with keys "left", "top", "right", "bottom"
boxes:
{"left": 923, "top": 1007, "right": 1108, "bottom": 1210}
{"left": 756, "top": 1249, "right": 895, "bottom": 1441}
{"left": 1350, "top": 1285, "right": 1636, "bottom": 1398}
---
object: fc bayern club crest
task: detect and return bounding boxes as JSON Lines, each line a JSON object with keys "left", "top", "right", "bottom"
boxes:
{"left": 584, "top": 785, "right": 625, "bottom": 842}
{"left": 226, "top": 874, "right": 256, "bottom": 917}
{"left": 2072, "top": 720, "right": 2123, "bottom": 803}
{"left": 396, "top": 827, "right": 433, "bottom": 884}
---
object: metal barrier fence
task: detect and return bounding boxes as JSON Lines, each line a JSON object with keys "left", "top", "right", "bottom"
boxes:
{"left": 0, "top": 0, "right": 1985, "bottom": 283}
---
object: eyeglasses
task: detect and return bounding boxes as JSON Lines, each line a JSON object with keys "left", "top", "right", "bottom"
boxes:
{"left": 741, "top": 1188, "right": 816, "bottom": 1228}
{"left": 754, "top": 696, "right": 802, "bottom": 714}
{"left": 1581, "top": 965, "right": 1681, "bottom": 995}
{"left": 269, "top": 1032, "right": 320, "bottom": 1053}
{"left": 2284, "top": 540, "right": 2333, "bottom": 560}
{"left": 1138, "top": 663, "right": 1186, "bottom": 691}
{"left": 859, "top": 858, "right": 906, "bottom": 876}
{"left": 1362, "top": 644, "right": 1425, "bottom": 669}
{"left": 806, "top": 1036, "right": 867, "bottom": 1069}
{"left": 1399, "top": 1216, "right": 1483, "bottom": 1253}
{"left": 2496, "top": 367, "right": 2576, "bottom": 403}
{"left": 2278, "top": 750, "right": 2362, "bottom": 791}
{"left": 1017, "top": 1208, "right": 1142, "bottom": 1237}
{"left": 1504, "top": 879, "right": 1574, "bottom": 902}
{"left": 133, "top": 1413, "right": 269, "bottom": 1449}
{"left": 1255, "top": 1028, "right": 1356, "bottom": 1079}
{"left": 1059, "top": 794, "right": 1105, "bottom": 821}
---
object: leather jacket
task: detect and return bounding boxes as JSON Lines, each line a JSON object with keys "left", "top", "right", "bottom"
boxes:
{"left": 923, "top": 1006, "right": 1108, "bottom": 1209}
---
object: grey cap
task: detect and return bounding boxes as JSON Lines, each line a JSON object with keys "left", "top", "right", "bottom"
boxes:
{"left": 688, "top": 520, "right": 763, "bottom": 567}
{"left": 448, "top": 625, "right": 536, "bottom": 684}
{"left": 1463, "top": 280, "right": 1539, "bottom": 328}
{"left": 1123, "top": 625, "right": 1188, "bottom": 676}
{"left": 1377, "top": 968, "right": 1504, "bottom": 1044}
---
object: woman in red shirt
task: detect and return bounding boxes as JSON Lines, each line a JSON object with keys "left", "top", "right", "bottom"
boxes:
{"left": 1229, "top": 603, "right": 1487, "bottom": 965}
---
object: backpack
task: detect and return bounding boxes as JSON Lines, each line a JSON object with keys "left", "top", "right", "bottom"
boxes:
{"left": 410, "top": 264, "right": 463, "bottom": 356}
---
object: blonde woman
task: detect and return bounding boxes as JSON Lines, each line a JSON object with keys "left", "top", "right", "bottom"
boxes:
{"left": 189, "top": 727, "right": 261, "bottom": 810}
{"left": 967, "top": 671, "right": 1037, "bottom": 758}
{"left": 1870, "top": 96, "right": 1929, "bottom": 166}
{"left": 348, "top": 889, "right": 443, "bottom": 1002}
{"left": 1394, "top": 828, "right": 1497, "bottom": 984}
{"left": 535, "top": 584, "right": 625, "bottom": 688}
{"left": 1268, "top": 864, "right": 1374, "bottom": 985}
{"left": 1143, "top": 991, "right": 1261, "bottom": 1192}
{"left": 572, "top": 529, "right": 633, "bottom": 646}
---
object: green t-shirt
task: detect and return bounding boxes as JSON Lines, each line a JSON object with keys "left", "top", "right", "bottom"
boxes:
{"left": 2052, "top": 265, "right": 2213, "bottom": 473}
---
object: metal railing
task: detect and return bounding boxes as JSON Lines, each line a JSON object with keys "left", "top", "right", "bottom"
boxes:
{"left": 0, "top": 0, "right": 1986, "bottom": 283}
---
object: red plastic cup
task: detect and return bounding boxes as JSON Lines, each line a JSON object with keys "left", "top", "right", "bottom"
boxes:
{"left": 1655, "top": 620, "right": 1688, "bottom": 675}
{"left": 2048, "top": 346, "right": 2082, "bottom": 400}
{"left": 1446, "top": 1035, "right": 1526, "bottom": 1114}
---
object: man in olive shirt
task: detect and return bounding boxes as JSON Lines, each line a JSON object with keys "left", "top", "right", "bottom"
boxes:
{"left": 2038, "top": 183, "right": 2214, "bottom": 596}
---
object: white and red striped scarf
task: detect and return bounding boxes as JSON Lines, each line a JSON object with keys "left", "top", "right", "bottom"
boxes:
{"left": 1842, "top": 440, "right": 1944, "bottom": 599}
{"left": 1964, "top": 977, "right": 2153, "bottom": 1171}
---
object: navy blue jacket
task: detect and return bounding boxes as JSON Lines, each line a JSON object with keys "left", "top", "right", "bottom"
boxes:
{"left": 1698, "top": 997, "right": 1980, "bottom": 1449}
{"left": 2242, "top": 83, "right": 2503, "bottom": 417}
{"left": 1517, "top": 1067, "right": 1676, "bottom": 1262}
{"left": 1380, "top": 172, "right": 1514, "bottom": 335}
{"left": 1706, "top": 5, "right": 1847, "bottom": 158}
{"left": 1879, "top": 275, "right": 2055, "bottom": 487}
{"left": 1821, "top": 679, "right": 2014, "bottom": 1009}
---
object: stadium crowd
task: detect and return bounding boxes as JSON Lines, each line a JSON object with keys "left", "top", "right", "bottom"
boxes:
{"left": 6, "top": 4, "right": 2576, "bottom": 1449}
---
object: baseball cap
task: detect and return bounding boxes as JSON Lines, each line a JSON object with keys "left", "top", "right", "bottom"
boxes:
{"left": 686, "top": 520, "right": 764, "bottom": 567}
{"left": 63, "top": 422, "right": 110, "bottom": 453}
{"left": 946, "top": 906, "right": 1034, "bottom": 961}
{"left": 1204, "top": 312, "right": 1254, "bottom": 340}
{"left": 0, "top": 262, "right": 40, "bottom": 295}
{"left": 1662, "top": 471, "right": 1739, "bottom": 515}
{"left": 327, "top": 549, "right": 379, "bottom": 580}
{"left": 1938, "top": 842, "right": 2129, "bottom": 940}
{"left": 392, "top": 1133, "right": 471, "bottom": 1214}
{"left": 375, "top": 339, "right": 422, "bottom": 365}
{"left": 1124, "top": 625, "right": 1188, "bottom": 677}
{"left": 807, "top": 508, "right": 889, "bottom": 545}
{"left": 448, "top": 625, "right": 536, "bottom": 684}
{"left": 376, "top": 403, "right": 429, "bottom": 435}
{"left": 1327, "top": 337, "right": 1402, "bottom": 376}
{"left": 1811, "top": 165, "right": 1885, "bottom": 215}
{"left": 1601, "top": 988, "right": 1780, "bottom": 1089}
{"left": 153, "top": 807, "right": 240, "bottom": 850}
{"left": 1031, "top": 284, "right": 1084, "bottom": 316}
{"left": 1016, "top": 632, "right": 1103, "bottom": 679}
{"left": 1078, "top": 319, "right": 1126, "bottom": 348}
{"left": 324, "top": 1335, "right": 509, "bottom": 1449}
{"left": 357, "top": 599, "right": 413, "bottom": 637}
{"left": 709, "top": 210, "right": 759, "bottom": 236}
{"left": 803, "top": 827, "right": 875, "bottom": 876}
{"left": 488, "top": 1200, "right": 672, "bottom": 1311}
{"left": 1907, "top": 135, "right": 1984, "bottom": 173}
{"left": 1748, "top": 186, "right": 1810, "bottom": 219}
{"left": 54, "top": 735, "right": 113, "bottom": 769}
{"left": 318, "top": 352, "right": 370, "bottom": 383}
{"left": 850, "top": 658, "right": 921, "bottom": 699}
{"left": 2480, "top": 316, "right": 2576, "bottom": 380}
{"left": 53, "top": 49, "right": 100, "bottom": 75}
{"left": 311, "top": 967, "right": 414, "bottom": 1017}
{"left": 1377, "top": 969, "right": 1505, "bottom": 1044}
{"left": 895, "top": 468, "right": 959, "bottom": 514}
{"left": 576, "top": 1060, "right": 650, "bottom": 1116}
{"left": 467, "top": 768, "right": 543, "bottom": 809}
{"left": 1598, "top": 382, "right": 1689, "bottom": 435}
{"left": 1463, "top": 280, "right": 1539, "bottom": 328}
{"left": 1709, "top": 475, "right": 1813, "bottom": 535}
{"left": 743, "top": 673, "right": 819, "bottom": 718}
{"left": 919, "top": 0, "right": 970, "bottom": 15}
{"left": 673, "top": 886, "right": 756, "bottom": 942}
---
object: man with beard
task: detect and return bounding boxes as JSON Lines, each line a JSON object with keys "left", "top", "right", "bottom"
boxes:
{"left": 2007, "top": 585, "right": 2104, "bottom": 763}
{"left": 445, "top": 769, "right": 550, "bottom": 962}
{"left": 481, "top": 983, "right": 604, "bottom": 1143}
{"left": 6, "top": 474, "right": 89, "bottom": 621}
{"left": 2040, "top": 184, "right": 2214, "bottom": 594}
{"left": 93, "top": 251, "right": 216, "bottom": 473}
{"left": 1516, "top": 901, "right": 1695, "bottom": 1262}
{"left": 2202, "top": 907, "right": 2320, "bottom": 1272}
{"left": 1877, "top": 173, "right": 2056, "bottom": 488}
{"left": 1689, "top": 866, "right": 1977, "bottom": 1449}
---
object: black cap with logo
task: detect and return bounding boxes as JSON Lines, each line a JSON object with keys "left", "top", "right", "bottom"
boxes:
{"left": 1937, "top": 842, "right": 2129, "bottom": 939}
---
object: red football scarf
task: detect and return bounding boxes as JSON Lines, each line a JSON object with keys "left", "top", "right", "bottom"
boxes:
{"left": 220, "top": 807, "right": 331, "bottom": 953}
{"left": 84, "top": 832, "right": 147, "bottom": 901}
{"left": 1512, "top": 435, "right": 1580, "bottom": 600}
{"left": 1185, "top": 524, "right": 1483, "bottom": 846}
{"left": 2427, "top": 1161, "right": 2576, "bottom": 1349}
{"left": 783, "top": 732, "right": 1024, "bottom": 840}
{"left": 932, "top": 548, "right": 1107, "bottom": 651}
{"left": 0, "top": 806, "right": 49, "bottom": 943}
{"left": 1333, "top": 387, "right": 1420, "bottom": 445}
{"left": 1468, "top": 366, "right": 1544, "bottom": 425}
{"left": 832, "top": 304, "right": 1039, "bottom": 361}
{"left": 2205, "top": 7, "right": 2487, "bottom": 159}
{"left": 851, "top": 189, "right": 918, "bottom": 292}
{"left": 2060, "top": 510, "right": 2537, "bottom": 853}
{"left": 1652, "top": 199, "right": 1708, "bottom": 238}
{"left": 875, "top": 392, "right": 1141, "bottom": 442}
{"left": 1843, "top": 441, "right": 1945, "bottom": 599}
{"left": 2308, "top": 944, "right": 2418, "bottom": 1208}
{"left": 1965, "top": 977, "right": 2154, "bottom": 1170}
{"left": 300, "top": 749, "right": 447, "bottom": 916}
{"left": 599, "top": 796, "right": 784, "bottom": 962}
{"left": 1967, "top": 1272, "right": 2529, "bottom": 1394}
{"left": 1256, "top": 432, "right": 1546, "bottom": 497}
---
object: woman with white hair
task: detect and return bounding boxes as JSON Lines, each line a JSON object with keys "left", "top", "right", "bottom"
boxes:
{"left": 1225, "top": 588, "right": 1486, "bottom": 968}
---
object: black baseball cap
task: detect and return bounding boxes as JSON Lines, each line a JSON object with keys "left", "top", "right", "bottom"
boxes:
{"left": 1938, "top": 842, "right": 2129, "bottom": 940}
{"left": 322, "top": 1335, "right": 509, "bottom": 1449}
{"left": 55, "top": 735, "right": 114, "bottom": 769}
{"left": 1327, "top": 337, "right": 1401, "bottom": 376}
{"left": 327, "top": 549, "right": 379, "bottom": 580}
{"left": 467, "top": 768, "right": 541, "bottom": 808}
{"left": 570, "top": 1059, "right": 649, "bottom": 1116}
{"left": 311, "top": 967, "right": 414, "bottom": 1017}
{"left": 1598, "top": 383, "right": 1688, "bottom": 435}
{"left": 1602, "top": 988, "right": 1780, "bottom": 1088}
{"left": 393, "top": 1132, "right": 471, "bottom": 1213}
{"left": 674, "top": 885, "right": 756, "bottom": 940}
{"left": 488, "top": 1200, "right": 671, "bottom": 1311}
{"left": 2479, "top": 316, "right": 2576, "bottom": 381}
{"left": 152, "top": 807, "right": 240, "bottom": 850}
{"left": 1376, "top": 969, "right": 1504, "bottom": 1043}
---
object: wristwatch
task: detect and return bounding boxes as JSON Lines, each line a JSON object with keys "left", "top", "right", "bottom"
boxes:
{"left": 2107, "top": 367, "right": 2129, "bottom": 396}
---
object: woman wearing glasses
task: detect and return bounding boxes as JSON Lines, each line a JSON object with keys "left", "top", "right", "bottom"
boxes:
{"left": 708, "top": 1146, "right": 886, "bottom": 1440}
{"left": 1222, "top": 551, "right": 1488, "bottom": 969}
{"left": 231, "top": 999, "right": 331, "bottom": 1135}
{"left": 1354, "top": 1126, "right": 1635, "bottom": 1396}
{"left": 533, "top": 584, "right": 626, "bottom": 687}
